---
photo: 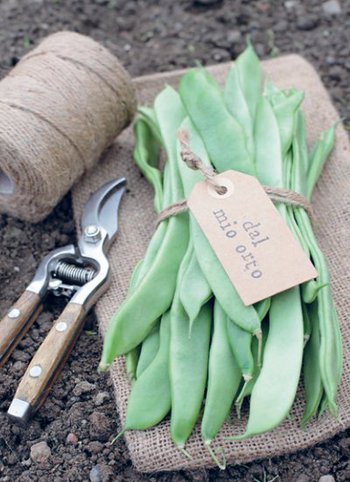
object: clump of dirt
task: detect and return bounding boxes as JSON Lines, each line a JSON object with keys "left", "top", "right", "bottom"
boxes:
{"left": 0, "top": 1, "right": 349, "bottom": 481}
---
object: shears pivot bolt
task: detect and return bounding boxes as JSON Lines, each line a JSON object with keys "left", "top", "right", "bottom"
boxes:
{"left": 84, "top": 225, "right": 101, "bottom": 243}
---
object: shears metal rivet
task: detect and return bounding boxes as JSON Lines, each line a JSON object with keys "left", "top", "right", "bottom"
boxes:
{"left": 29, "top": 366, "right": 42, "bottom": 378}
{"left": 55, "top": 322, "right": 67, "bottom": 332}
{"left": 8, "top": 308, "right": 20, "bottom": 319}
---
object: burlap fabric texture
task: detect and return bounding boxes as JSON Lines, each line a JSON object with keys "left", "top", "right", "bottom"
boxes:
{"left": 72, "top": 55, "right": 350, "bottom": 472}
{"left": 0, "top": 31, "right": 136, "bottom": 222}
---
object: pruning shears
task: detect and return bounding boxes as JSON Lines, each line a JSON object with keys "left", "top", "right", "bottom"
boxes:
{"left": 0, "top": 177, "right": 126, "bottom": 424}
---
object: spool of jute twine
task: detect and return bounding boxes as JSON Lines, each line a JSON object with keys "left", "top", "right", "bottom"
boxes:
{"left": 0, "top": 31, "right": 137, "bottom": 222}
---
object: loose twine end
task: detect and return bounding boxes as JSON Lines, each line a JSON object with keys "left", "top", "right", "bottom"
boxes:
{"left": 156, "top": 129, "right": 315, "bottom": 225}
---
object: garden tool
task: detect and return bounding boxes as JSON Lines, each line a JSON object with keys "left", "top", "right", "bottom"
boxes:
{"left": 0, "top": 177, "right": 126, "bottom": 423}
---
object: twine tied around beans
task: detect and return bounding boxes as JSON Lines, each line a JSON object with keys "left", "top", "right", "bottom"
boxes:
{"left": 156, "top": 129, "right": 315, "bottom": 225}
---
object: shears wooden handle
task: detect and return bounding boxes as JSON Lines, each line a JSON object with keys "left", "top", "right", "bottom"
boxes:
{"left": 0, "top": 290, "right": 43, "bottom": 368}
{"left": 7, "top": 302, "right": 86, "bottom": 423}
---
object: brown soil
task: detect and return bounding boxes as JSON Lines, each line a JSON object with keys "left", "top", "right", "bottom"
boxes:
{"left": 0, "top": 1, "right": 350, "bottom": 481}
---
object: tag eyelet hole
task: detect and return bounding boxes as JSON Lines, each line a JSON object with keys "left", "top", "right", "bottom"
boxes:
{"left": 216, "top": 186, "right": 228, "bottom": 195}
{"left": 208, "top": 178, "right": 234, "bottom": 199}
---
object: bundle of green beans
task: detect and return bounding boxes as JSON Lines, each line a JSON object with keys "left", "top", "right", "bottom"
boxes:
{"left": 100, "top": 45, "right": 342, "bottom": 467}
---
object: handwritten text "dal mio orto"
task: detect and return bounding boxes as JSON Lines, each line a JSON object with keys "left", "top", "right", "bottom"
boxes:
{"left": 213, "top": 209, "right": 270, "bottom": 280}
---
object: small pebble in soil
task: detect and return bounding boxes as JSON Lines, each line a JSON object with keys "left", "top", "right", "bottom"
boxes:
{"left": 284, "top": 0, "right": 297, "bottom": 9}
{"left": 3, "top": 226, "right": 26, "bottom": 244}
{"left": 66, "top": 433, "right": 78, "bottom": 445}
{"left": 90, "top": 466, "right": 101, "bottom": 482}
{"left": 87, "top": 441, "right": 104, "bottom": 454}
{"left": 89, "top": 412, "right": 112, "bottom": 442}
{"left": 227, "top": 30, "right": 241, "bottom": 44}
{"left": 94, "top": 391, "right": 110, "bottom": 406}
{"left": 296, "top": 15, "right": 318, "bottom": 31}
{"left": 295, "top": 475, "right": 310, "bottom": 482}
{"left": 319, "top": 476, "right": 335, "bottom": 482}
{"left": 193, "top": 0, "right": 222, "bottom": 5}
{"left": 73, "top": 380, "right": 96, "bottom": 396}
{"left": 5, "top": 453, "right": 17, "bottom": 465}
{"left": 339, "top": 437, "right": 350, "bottom": 456}
{"left": 322, "top": 0, "right": 342, "bottom": 16}
{"left": 329, "top": 66, "right": 343, "bottom": 81}
{"left": 212, "top": 48, "right": 231, "bottom": 62}
{"left": 89, "top": 464, "right": 114, "bottom": 482}
{"left": 30, "top": 441, "right": 51, "bottom": 464}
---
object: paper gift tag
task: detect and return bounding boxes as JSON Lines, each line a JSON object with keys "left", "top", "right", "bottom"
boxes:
{"left": 187, "top": 170, "right": 317, "bottom": 306}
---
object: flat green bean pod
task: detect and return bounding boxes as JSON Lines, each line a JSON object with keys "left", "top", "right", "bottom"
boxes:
{"left": 283, "top": 138, "right": 310, "bottom": 257}
{"left": 201, "top": 300, "right": 241, "bottom": 468}
{"left": 302, "top": 301, "right": 312, "bottom": 347}
{"left": 294, "top": 208, "right": 340, "bottom": 415}
{"left": 224, "top": 63, "right": 254, "bottom": 161}
{"left": 100, "top": 213, "right": 187, "bottom": 362}
{"left": 170, "top": 297, "right": 212, "bottom": 453}
{"left": 137, "top": 106, "right": 162, "bottom": 142}
{"left": 234, "top": 327, "right": 266, "bottom": 418}
{"left": 100, "top": 88, "right": 188, "bottom": 365}
{"left": 125, "top": 347, "right": 140, "bottom": 384}
{"left": 133, "top": 118, "right": 163, "bottom": 213}
{"left": 179, "top": 67, "right": 253, "bottom": 175}
{"left": 179, "top": 239, "right": 212, "bottom": 334}
{"left": 234, "top": 42, "right": 262, "bottom": 122}
{"left": 175, "top": 118, "right": 212, "bottom": 332}
{"left": 121, "top": 311, "right": 171, "bottom": 432}
{"left": 133, "top": 161, "right": 171, "bottom": 284}
{"left": 224, "top": 44, "right": 263, "bottom": 167}
{"left": 306, "top": 123, "right": 336, "bottom": 199}
{"left": 124, "top": 120, "right": 165, "bottom": 382}
{"left": 254, "top": 95, "right": 284, "bottom": 188}
{"left": 265, "top": 85, "right": 304, "bottom": 158}
{"left": 226, "top": 317, "right": 256, "bottom": 415}
{"left": 285, "top": 113, "right": 325, "bottom": 304}
{"left": 228, "top": 287, "right": 304, "bottom": 439}
{"left": 128, "top": 115, "right": 168, "bottom": 289}
{"left": 301, "top": 301, "right": 323, "bottom": 427}
{"left": 255, "top": 298, "right": 271, "bottom": 322}
{"left": 136, "top": 320, "right": 161, "bottom": 378}
{"left": 332, "top": 301, "right": 343, "bottom": 387}
{"left": 226, "top": 318, "right": 254, "bottom": 381}
{"left": 291, "top": 112, "right": 309, "bottom": 196}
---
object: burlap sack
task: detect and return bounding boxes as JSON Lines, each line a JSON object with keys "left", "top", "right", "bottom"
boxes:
{"left": 72, "top": 55, "right": 350, "bottom": 472}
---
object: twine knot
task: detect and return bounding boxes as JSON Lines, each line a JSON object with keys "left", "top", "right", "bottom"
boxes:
{"left": 178, "top": 129, "right": 227, "bottom": 195}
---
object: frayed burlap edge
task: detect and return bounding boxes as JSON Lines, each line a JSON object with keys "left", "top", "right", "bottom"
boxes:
{"left": 72, "top": 55, "right": 350, "bottom": 472}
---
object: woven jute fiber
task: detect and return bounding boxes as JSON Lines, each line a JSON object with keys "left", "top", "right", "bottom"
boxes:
{"left": 0, "top": 31, "right": 136, "bottom": 222}
{"left": 72, "top": 55, "right": 350, "bottom": 472}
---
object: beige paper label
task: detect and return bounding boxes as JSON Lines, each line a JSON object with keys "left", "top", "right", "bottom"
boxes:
{"left": 188, "top": 170, "right": 317, "bottom": 306}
